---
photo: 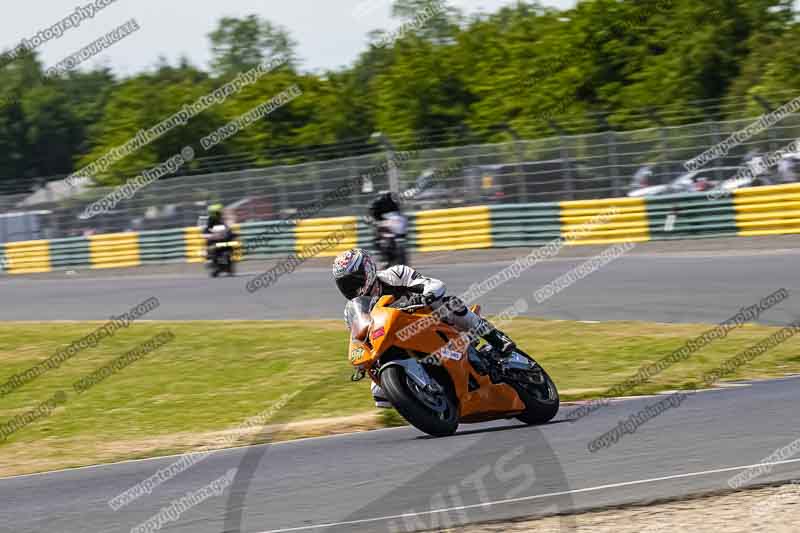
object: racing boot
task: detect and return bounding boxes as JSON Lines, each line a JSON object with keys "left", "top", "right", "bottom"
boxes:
{"left": 481, "top": 325, "right": 516, "bottom": 356}
{"left": 430, "top": 296, "right": 516, "bottom": 356}
{"left": 371, "top": 381, "right": 391, "bottom": 409}
{"left": 468, "top": 314, "right": 515, "bottom": 356}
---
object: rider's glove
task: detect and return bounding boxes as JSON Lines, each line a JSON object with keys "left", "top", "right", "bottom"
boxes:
{"left": 406, "top": 294, "right": 427, "bottom": 307}
{"left": 422, "top": 292, "right": 438, "bottom": 305}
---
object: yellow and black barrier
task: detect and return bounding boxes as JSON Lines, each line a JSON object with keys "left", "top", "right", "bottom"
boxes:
{"left": 89, "top": 233, "right": 141, "bottom": 269}
{"left": 294, "top": 216, "right": 359, "bottom": 257}
{"left": 3, "top": 240, "right": 52, "bottom": 274}
{"left": 410, "top": 206, "right": 493, "bottom": 252}
{"left": 559, "top": 197, "right": 651, "bottom": 245}
{"left": 733, "top": 183, "right": 800, "bottom": 237}
{"left": 2, "top": 183, "right": 800, "bottom": 274}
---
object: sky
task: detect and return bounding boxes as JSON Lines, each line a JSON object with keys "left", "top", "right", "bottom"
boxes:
{"left": 1, "top": 0, "right": 576, "bottom": 76}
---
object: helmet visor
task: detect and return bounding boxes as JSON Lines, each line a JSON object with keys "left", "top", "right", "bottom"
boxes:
{"left": 336, "top": 273, "right": 367, "bottom": 300}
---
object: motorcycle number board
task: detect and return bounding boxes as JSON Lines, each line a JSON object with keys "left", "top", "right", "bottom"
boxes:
{"left": 349, "top": 346, "right": 372, "bottom": 365}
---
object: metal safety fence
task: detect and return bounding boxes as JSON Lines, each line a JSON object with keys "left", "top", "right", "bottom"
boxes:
{"left": 2, "top": 113, "right": 800, "bottom": 244}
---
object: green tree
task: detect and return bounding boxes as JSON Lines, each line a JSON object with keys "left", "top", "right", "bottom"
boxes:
{"left": 390, "top": 0, "right": 462, "bottom": 42}
{"left": 1, "top": 2, "right": 800, "bottom": 193}
{"left": 209, "top": 15, "right": 298, "bottom": 76}
{"left": 76, "top": 67, "right": 222, "bottom": 185}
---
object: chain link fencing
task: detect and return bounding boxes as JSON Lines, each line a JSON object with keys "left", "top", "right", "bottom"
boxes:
{"left": 2, "top": 114, "right": 800, "bottom": 243}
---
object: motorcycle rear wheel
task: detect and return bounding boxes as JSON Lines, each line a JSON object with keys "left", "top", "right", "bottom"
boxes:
{"left": 381, "top": 366, "right": 459, "bottom": 437}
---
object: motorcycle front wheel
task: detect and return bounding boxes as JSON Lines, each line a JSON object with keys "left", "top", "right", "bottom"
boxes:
{"left": 381, "top": 365, "right": 459, "bottom": 437}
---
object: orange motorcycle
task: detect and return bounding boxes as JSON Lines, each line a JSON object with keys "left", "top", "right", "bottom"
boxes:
{"left": 346, "top": 295, "right": 559, "bottom": 436}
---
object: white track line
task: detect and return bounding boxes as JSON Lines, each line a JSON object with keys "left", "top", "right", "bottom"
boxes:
{"left": 255, "top": 458, "right": 800, "bottom": 533}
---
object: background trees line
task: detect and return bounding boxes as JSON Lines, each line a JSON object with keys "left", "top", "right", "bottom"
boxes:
{"left": 0, "top": 0, "right": 797, "bottom": 192}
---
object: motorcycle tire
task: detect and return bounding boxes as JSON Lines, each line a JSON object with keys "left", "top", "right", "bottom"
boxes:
{"left": 513, "top": 367, "right": 560, "bottom": 425}
{"left": 381, "top": 365, "right": 459, "bottom": 437}
{"left": 223, "top": 252, "right": 235, "bottom": 276}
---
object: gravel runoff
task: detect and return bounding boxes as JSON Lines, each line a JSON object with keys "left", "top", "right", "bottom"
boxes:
{"left": 449, "top": 483, "right": 800, "bottom": 533}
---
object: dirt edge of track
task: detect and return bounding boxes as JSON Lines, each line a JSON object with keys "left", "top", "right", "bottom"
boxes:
{"left": 445, "top": 481, "right": 800, "bottom": 532}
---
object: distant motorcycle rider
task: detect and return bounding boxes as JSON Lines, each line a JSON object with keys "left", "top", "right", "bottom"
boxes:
{"left": 203, "top": 204, "right": 232, "bottom": 263}
{"left": 205, "top": 203, "right": 224, "bottom": 231}
{"left": 332, "top": 248, "right": 515, "bottom": 407}
{"left": 369, "top": 191, "right": 408, "bottom": 267}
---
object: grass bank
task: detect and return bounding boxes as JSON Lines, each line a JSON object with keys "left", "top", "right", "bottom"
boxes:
{"left": 0, "top": 319, "right": 797, "bottom": 476}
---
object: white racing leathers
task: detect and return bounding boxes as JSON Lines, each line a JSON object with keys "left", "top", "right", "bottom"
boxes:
{"left": 374, "top": 265, "right": 485, "bottom": 336}
{"left": 379, "top": 212, "right": 408, "bottom": 236}
{"left": 365, "top": 265, "right": 507, "bottom": 406}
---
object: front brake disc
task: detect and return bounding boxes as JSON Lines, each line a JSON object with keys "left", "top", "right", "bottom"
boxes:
{"left": 407, "top": 378, "right": 447, "bottom": 413}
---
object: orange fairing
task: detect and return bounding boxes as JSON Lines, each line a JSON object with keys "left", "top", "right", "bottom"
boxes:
{"left": 347, "top": 295, "right": 527, "bottom": 421}
{"left": 349, "top": 340, "right": 373, "bottom": 366}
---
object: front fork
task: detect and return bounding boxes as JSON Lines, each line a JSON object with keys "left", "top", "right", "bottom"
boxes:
{"left": 378, "top": 358, "right": 443, "bottom": 395}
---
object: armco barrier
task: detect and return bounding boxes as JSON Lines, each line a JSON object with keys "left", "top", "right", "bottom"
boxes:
{"left": 560, "top": 197, "right": 650, "bottom": 245}
{"left": 733, "top": 183, "right": 800, "bottom": 237}
{"left": 3, "top": 183, "right": 800, "bottom": 274}
{"left": 89, "top": 233, "right": 141, "bottom": 269}
{"left": 490, "top": 203, "right": 561, "bottom": 247}
{"left": 50, "top": 237, "right": 91, "bottom": 270}
{"left": 294, "top": 216, "right": 360, "bottom": 257}
{"left": 184, "top": 226, "right": 207, "bottom": 264}
{"left": 410, "top": 206, "right": 493, "bottom": 252}
{"left": 238, "top": 221, "right": 295, "bottom": 258}
{"left": 647, "top": 192, "right": 738, "bottom": 240}
{"left": 4, "top": 239, "right": 51, "bottom": 274}
{"left": 139, "top": 228, "right": 186, "bottom": 264}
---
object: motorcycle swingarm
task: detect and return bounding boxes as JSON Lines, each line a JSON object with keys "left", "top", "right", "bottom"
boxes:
{"left": 480, "top": 350, "right": 545, "bottom": 386}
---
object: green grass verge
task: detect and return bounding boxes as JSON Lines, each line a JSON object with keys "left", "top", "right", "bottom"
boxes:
{"left": 0, "top": 319, "right": 798, "bottom": 476}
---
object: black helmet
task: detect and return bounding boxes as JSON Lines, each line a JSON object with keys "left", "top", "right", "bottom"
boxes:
{"left": 370, "top": 191, "right": 400, "bottom": 220}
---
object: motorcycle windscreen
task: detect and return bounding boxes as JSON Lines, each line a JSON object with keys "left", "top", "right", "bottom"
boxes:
{"left": 344, "top": 296, "right": 376, "bottom": 342}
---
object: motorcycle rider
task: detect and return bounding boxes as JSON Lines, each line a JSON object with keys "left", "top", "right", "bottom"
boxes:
{"left": 333, "top": 248, "right": 515, "bottom": 407}
{"left": 203, "top": 204, "right": 231, "bottom": 264}
{"left": 205, "top": 203, "right": 224, "bottom": 231}
{"left": 369, "top": 191, "right": 408, "bottom": 267}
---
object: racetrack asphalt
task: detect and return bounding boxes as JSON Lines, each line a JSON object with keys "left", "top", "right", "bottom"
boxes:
{"left": 4, "top": 236, "right": 800, "bottom": 531}
{"left": 1, "top": 236, "right": 798, "bottom": 325}
{"left": 2, "top": 376, "right": 800, "bottom": 532}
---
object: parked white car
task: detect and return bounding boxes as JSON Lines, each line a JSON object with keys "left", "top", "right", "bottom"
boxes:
{"left": 628, "top": 167, "right": 740, "bottom": 197}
